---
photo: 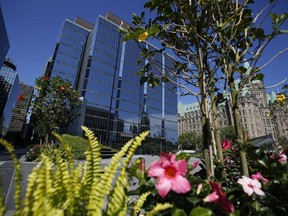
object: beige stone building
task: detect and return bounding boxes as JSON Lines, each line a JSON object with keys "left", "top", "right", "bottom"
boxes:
{"left": 178, "top": 79, "right": 288, "bottom": 141}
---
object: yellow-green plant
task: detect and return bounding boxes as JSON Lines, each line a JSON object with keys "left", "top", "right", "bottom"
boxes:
{"left": 0, "top": 126, "right": 172, "bottom": 216}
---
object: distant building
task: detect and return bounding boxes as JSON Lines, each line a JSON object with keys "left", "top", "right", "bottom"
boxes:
{"left": 0, "top": 5, "right": 10, "bottom": 68}
{"left": 0, "top": 58, "right": 20, "bottom": 136}
{"left": 44, "top": 13, "right": 178, "bottom": 149}
{"left": 178, "top": 79, "right": 288, "bottom": 141}
{"left": 7, "top": 82, "right": 34, "bottom": 135}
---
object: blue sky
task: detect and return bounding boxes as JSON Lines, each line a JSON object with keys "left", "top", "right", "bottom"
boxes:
{"left": 1, "top": 0, "right": 287, "bottom": 104}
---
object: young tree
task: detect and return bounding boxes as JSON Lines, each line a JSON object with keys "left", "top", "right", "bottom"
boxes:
{"left": 31, "top": 76, "right": 81, "bottom": 144}
{"left": 124, "top": 0, "right": 287, "bottom": 177}
{"left": 178, "top": 131, "right": 203, "bottom": 150}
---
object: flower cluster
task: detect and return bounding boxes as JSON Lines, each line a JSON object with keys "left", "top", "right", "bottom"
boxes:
{"left": 221, "top": 139, "right": 232, "bottom": 150}
{"left": 276, "top": 93, "right": 286, "bottom": 105}
{"left": 131, "top": 146, "right": 288, "bottom": 215}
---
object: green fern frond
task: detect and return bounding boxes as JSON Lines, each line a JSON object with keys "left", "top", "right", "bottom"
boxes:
{"left": 64, "top": 163, "right": 85, "bottom": 216}
{"left": 23, "top": 162, "right": 42, "bottom": 215}
{"left": 52, "top": 151, "right": 70, "bottom": 209}
{"left": 132, "top": 191, "right": 151, "bottom": 215}
{"left": 52, "top": 132, "right": 74, "bottom": 169}
{"left": 81, "top": 126, "right": 102, "bottom": 187}
{"left": 123, "top": 131, "right": 150, "bottom": 167}
{"left": 106, "top": 171, "right": 129, "bottom": 216}
{"left": 23, "top": 154, "right": 55, "bottom": 215}
{"left": 29, "top": 198, "right": 64, "bottom": 216}
{"left": 87, "top": 137, "right": 134, "bottom": 214}
{"left": 0, "top": 138, "right": 22, "bottom": 214}
{"left": 146, "top": 203, "right": 173, "bottom": 216}
{"left": 99, "top": 131, "right": 149, "bottom": 215}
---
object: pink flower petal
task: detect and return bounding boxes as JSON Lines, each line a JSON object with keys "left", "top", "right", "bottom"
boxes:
{"left": 254, "top": 188, "right": 265, "bottom": 196}
{"left": 203, "top": 191, "right": 219, "bottom": 202}
{"left": 173, "top": 159, "right": 188, "bottom": 176}
{"left": 254, "top": 187, "right": 265, "bottom": 196}
{"left": 160, "top": 152, "right": 173, "bottom": 168}
{"left": 147, "top": 161, "right": 164, "bottom": 177}
{"left": 171, "top": 175, "right": 191, "bottom": 194}
{"left": 155, "top": 177, "right": 172, "bottom": 198}
{"left": 242, "top": 185, "right": 254, "bottom": 196}
{"left": 192, "top": 161, "right": 199, "bottom": 169}
{"left": 279, "top": 154, "right": 287, "bottom": 162}
{"left": 197, "top": 183, "right": 203, "bottom": 195}
{"left": 252, "top": 179, "right": 262, "bottom": 188}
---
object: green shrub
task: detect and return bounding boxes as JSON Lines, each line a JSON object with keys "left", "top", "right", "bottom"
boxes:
{"left": 39, "top": 144, "right": 67, "bottom": 162}
{"left": 25, "top": 144, "right": 45, "bottom": 161}
{"left": 62, "top": 134, "right": 117, "bottom": 160}
{"left": 61, "top": 134, "right": 89, "bottom": 160}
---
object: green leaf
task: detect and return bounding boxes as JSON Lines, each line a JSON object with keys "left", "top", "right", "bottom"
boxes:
{"left": 161, "top": 75, "right": 169, "bottom": 82}
{"left": 172, "top": 206, "right": 187, "bottom": 216}
{"left": 237, "top": 66, "right": 248, "bottom": 74}
{"left": 270, "top": 13, "right": 278, "bottom": 24}
{"left": 186, "top": 197, "right": 201, "bottom": 205}
{"left": 132, "top": 13, "right": 141, "bottom": 25}
{"left": 148, "top": 25, "right": 160, "bottom": 36}
{"left": 250, "top": 72, "right": 264, "bottom": 82}
{"left": 189, "top": 207, "right": 212, "bottom": 216}
{"left": 279, "top": 29, "right": 288, "bottom": 34}
{"left": 140, "top": 76, "right": 148, "bottom": 85}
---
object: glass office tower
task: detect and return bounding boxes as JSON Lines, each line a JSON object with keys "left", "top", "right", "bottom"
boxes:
{"left": 0, "top": 58, "right": 20, "bottom": 136}
{"left": 47, "top": 13, "right": 178, "bottom": 150}
{"left": 0, "top": 5, "right": 10, "bottom": 68}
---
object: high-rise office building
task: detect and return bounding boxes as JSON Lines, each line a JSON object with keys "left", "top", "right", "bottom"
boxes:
{"left": 7, "top": 82, "right": 34, "bottom": 134}
{"left": 0, "top": 58, "right": 20, "bottom": 136}
{"left": 46, "top": 13, "right": 178, "bottom": 149}
{"left": 0, "top": 5, "right": 10, "bottom": 68}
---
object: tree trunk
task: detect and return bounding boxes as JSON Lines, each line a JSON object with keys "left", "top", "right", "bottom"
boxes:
{"left": 231, "top": 90, "right": 249, "bottom": 176}
{"left": 210, "top": 93, "right": 224, "bottom": 163}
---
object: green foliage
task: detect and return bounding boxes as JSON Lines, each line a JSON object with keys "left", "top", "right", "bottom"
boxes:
{"left": 25, "top": 144, "right": 45, "bottom": 161}
{"left": 178, "top": 131, "right": 203, "bottom": 150}
{"left": 62, "top": 134, "right": 117, "bottom": 160}
{"left": 220, "top": 126, "right": 236, "bottom": 141}
{"left": 32, "top": 75, "right": 81, "bottom": 143}
{"left": 0, "top": 138, "right": 22, "bottom": 214}
{"left": 278, "top": 136, "right": 288, "bottom": 151}
{"left": 1, "top": 127, "right": 288, "bottom": 215}
{"left": 26, "top": 143, "right": 66, "bottom": 162}
{"left": 1, "top": 127, "right": 174, "bottom": 216}
{"left": 124, "top": 0, "right": 288, "bottom": 177}
{"left": 61, "top": 134, "right": 89, "bottom": 160}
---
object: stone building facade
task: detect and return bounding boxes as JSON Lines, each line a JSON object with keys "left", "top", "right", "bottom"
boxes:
{"left": 178, "top": 79, "right": 288, "bottom": 141}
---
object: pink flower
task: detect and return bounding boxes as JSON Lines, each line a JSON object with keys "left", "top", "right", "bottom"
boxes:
{"left": 203, "top": 180, "right": 234, "bottom": 213}
{"left": 251, "top": 172, "right": 269, "bottom": 183}
{"left": 147, "top": 152, "right": 191, "bottom": 198}
{"left": 237, "top": 176, "right": 265, "bottom": 196}
{"left": 221, "top": 139, "right": 231, "bottom": 150}
{"left": 278, "top": 153, "right": 287, "bottom": 163}
{"left": 192, "top": 161, "right": 199, "bottom": 169}
{"left": 196, "top": 183, "right": 203, "bottom": 195}
{"left": 270, "top": 152, "right": 287, "bottom": 163}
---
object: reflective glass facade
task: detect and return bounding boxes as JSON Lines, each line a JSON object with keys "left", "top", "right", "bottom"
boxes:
{"left": 49, "top": 13, "right": 178, "bottom": 150}
{"left": 0, "top": 59, "right": 20, "bottom": 136}
{"left": 49, "top": 19, "right": 91, "bottom": 87}
{"left": 0, "top": 5, "right": 10, "bottom": 68}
